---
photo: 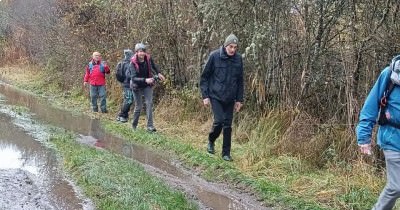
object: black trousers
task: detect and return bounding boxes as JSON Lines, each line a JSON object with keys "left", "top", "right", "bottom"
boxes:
{"left": 118, "top": 87, "right": 134, "bottom": 118}
{"left": 208, "top": 98, "right": 235, "bottom": 156}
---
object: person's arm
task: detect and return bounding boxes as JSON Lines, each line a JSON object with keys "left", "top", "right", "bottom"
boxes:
{"left": 83, "top": 65, "right": 90, "bottom": 86}
{"left": 150, "top": 58, "right": 165, "bottom": 81}
{"left": 200, "top": 53, "right": 214, "bottom": 100}
{"left": 234, "top": 57, "right": 244, "bottom": 112}
{"left": 103, "top": 62, "right": 110, "bottom": 74}
{"left": 356, "top": 67, "right": 391, "bottom": 146}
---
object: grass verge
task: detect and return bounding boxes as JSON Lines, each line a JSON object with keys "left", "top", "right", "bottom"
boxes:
{"left": 50, "top": 130, "right": 198, "bottom": 210}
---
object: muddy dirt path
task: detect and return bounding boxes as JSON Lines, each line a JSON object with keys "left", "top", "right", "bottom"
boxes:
{"left": 0, "top": 95, "right": 94, "bottom": 209}
{"left": 0, "top": 81, "right": 272, "bottom": 210}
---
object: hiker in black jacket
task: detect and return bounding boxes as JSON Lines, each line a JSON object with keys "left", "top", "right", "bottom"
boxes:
{"left": 116, "top": 49, "right": 134, "bottom": 123}
{"left": 200, "top": 34, "right": 244, "bottom": 161}
{"left": 130, "top": 43, "right": 165, "bottom": 132}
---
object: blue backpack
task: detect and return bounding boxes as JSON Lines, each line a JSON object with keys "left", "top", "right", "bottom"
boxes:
{"left": 88, "top": 62, "right": 105, "bottom": 74}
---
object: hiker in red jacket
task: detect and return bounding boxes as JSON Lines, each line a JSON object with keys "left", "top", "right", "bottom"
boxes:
{"left": 83, "top": 52, "right": 110, "bottom": 113}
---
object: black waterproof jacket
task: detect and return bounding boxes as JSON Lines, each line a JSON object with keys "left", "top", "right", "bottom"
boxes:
{"left": 200, "top": 46, "right": 244, "bottom": 103}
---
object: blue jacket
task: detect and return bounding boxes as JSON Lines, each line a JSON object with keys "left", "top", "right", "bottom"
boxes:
{"left": 356, "top": 67, "right": 400, "bottom": 151}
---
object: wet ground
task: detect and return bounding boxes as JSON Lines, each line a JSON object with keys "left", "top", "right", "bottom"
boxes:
{"left": 0, "top": 92, "right": 94, "bottom": 209}
{"left": 0, "top": 80, "right": 271, "bottom": 210}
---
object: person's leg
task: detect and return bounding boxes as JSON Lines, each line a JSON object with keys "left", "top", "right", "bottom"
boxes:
{"left": 207, "top": 98, "right": 224, "bottom": 154}
{"left": 118, "top": 88, "right": 133, "bottom": 121}
{"left": 132, "top": 89, "right": 143, "bottom": 129}
{"left": 89, "top": 85, "right": 98, "bottom": 112}
{"left": 99, "top": 85, "right": 107, "bottom": 113}
{"left": 373, "top": 150, "right": 400, "bottom": 210}
{"left": 143, "top": 86, "right": 155, "bottom": 131}
{"left": 221, "top": 102, "right": 235, "bottom": 159}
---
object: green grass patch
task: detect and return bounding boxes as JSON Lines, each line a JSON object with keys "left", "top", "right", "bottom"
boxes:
{"left": 103, "top": 121, "right": 330, "bottom": 210}
{"left": 50, "top": 130, "right": 198, "bottom": 210}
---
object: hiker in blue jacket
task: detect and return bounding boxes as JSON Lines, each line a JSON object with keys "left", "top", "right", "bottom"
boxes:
{"left": 357, "top": 55, "right": 400, "bottom": 210}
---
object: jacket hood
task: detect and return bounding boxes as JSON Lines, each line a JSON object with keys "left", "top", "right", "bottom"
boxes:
{"left": 124, "top": 49, "right": 134, "bottom": 61}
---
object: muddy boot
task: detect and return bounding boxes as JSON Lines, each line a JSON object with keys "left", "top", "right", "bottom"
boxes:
{"left": 207, "top": 141, "right": 215, "bottom": 154}
{"left": 222, "top": 155, "right": 233, "bottom": 161}
{"left": 147, "top": 127, "right": 157, "bottom": 132}
{"left": 119, "top": 117, "right": 128, "bottom": 123}
{"left": 222, "top": 127, "right": 232, "bottom": 158}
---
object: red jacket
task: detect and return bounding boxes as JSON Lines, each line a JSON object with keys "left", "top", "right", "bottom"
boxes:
{"left": 83, "top": 60, "right": 110, "bottom": 86}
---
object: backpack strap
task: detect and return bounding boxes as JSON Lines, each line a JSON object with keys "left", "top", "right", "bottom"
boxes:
{"left": 88, "top": 61, "right": 105, "bottom": 74}
{"left": 378, "top": 56, "right": 400, "bottom": 127}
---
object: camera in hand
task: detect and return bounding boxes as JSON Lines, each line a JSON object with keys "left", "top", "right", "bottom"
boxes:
{"left": 153, "top": 75, "right": 160, "bottom": 82}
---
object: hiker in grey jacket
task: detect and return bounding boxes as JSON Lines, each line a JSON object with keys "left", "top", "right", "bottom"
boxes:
{"left": 200, "top": 34, "right": 244, "bottom": 161}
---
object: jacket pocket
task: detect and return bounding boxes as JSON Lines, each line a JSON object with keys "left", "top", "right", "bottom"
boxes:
{"left": 215, "top": 63, "right": 227, "bottom": 82}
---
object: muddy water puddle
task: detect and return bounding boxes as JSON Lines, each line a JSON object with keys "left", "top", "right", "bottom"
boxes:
{"left": 0, "top": 104, "right": 93, "bottom": 209}
{"left": 0, "top": 81, "right": 270, "bottom": 210}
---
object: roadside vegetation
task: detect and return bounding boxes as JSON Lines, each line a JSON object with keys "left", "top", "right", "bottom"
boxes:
{"left": 0, "top": 65, "right": 387, "bottom": 209}
{"left": 1, "top": 0, "right": 399, "bottom": 209}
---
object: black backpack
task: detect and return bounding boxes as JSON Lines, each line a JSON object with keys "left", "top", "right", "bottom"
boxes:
{"left": 115, "top": 60, "right": 130, "bottom": 83}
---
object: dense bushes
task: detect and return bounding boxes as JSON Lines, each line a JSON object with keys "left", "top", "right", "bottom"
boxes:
{"left": 1, "top": 0, "right": 400, "bottom": 165}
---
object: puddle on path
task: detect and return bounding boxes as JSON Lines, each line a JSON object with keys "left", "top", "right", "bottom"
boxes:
{"left": 0, "top": 81, "right": 270, "bottom": 210}
{"left": 0, "top": 106, "right": 93, "bottom": 209}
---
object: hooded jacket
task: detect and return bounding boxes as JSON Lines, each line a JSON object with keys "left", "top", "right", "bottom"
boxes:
{"left": 83, "top": 59, "right": 110, "bottom": 86}
{"left": 357, "top": 67, "right": 400, "bottom": 152}
{"left": 118, "top": 49, "right": 134, "bottom": 88}
{"left": 200, "top": 46, "right": 244, "bottom": 103}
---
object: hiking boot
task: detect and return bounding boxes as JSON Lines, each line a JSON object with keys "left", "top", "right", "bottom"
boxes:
{"left": 118, "top": 117, "right": 128, "bottom": 123}
{"left": 147, "top": 127, "right": 157, "bottom": 132}
{"left": 207, "top": 142, "right": 215, "bottom": 154}
{"left": 222, "top": 155, "right": 232, "bottom": 161}
{"left": 101, "top": 110, "right": 108, "bottom": 113}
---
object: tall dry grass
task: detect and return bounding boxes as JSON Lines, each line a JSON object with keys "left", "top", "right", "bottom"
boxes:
{"left": 153, "top": 91, "right": 387, "bottom": 208}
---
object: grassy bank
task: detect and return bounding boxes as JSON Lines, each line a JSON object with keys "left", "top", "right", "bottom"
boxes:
{"left": 0, "top": 65, "right": 385, "bottom": 209}
{"left": 50, "top": 131, "right": 197, "bottom": 210}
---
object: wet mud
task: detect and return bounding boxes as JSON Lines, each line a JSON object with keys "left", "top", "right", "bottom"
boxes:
{"left": 0, "top": 81, "right": 271, "bottom": 210}
{"left": 0, "top": 101, "right": 94, "bottom": 209}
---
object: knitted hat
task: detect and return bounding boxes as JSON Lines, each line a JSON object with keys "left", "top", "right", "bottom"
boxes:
{"left": 223, "top": 34, "right": 239, "bottom": 47}
{"left": 134, "top": 43, "right": 146, "bottom": 52}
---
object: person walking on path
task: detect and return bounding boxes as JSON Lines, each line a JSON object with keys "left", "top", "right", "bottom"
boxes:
{"left": 357, "top": 55, "right": 400, "bottom": 210}
{"left": 83, "top": 51, "right": 110, "bottom": 113}
{"left": 200, "top": 34, "right": 244, "bottom": 161}
{"left": 130, "top": 43, "right": 165, "bottom": 132}
{"left": 116, "top": 49, "right": 134, "bottom": 123}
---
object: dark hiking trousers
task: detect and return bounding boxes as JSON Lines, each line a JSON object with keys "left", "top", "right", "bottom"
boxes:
{"left": 208, "top": 98, "right": 235, "bottom": 157}
{"left": 132, "top": 86, "right": 154, "bottom": 129}
{"left": 118, "top": 87, "right": 134, "bottom": 118}
{"left": 89, "top": 85, "right": 106, "bottom": 112}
